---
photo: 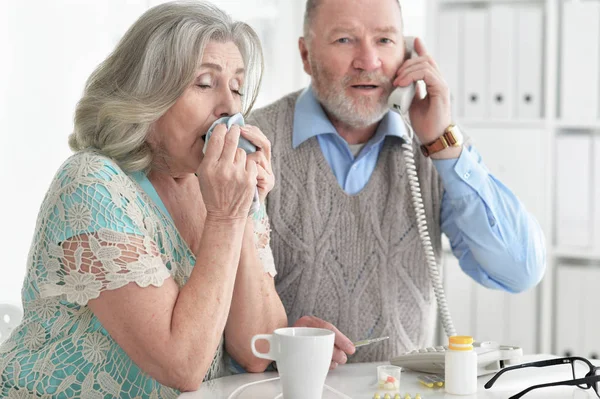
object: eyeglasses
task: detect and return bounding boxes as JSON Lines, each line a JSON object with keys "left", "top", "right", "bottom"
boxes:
{"left": 484, "top": 356, "right": 600, "bottom": 399}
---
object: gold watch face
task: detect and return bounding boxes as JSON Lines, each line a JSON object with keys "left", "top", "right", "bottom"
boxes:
{"left": 446, "top": 125, "right": 463, "bottom": 146}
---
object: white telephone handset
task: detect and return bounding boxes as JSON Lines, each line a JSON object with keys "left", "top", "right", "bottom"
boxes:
{"left": 387, "top": 37, "right": 523, "bottom": 376}
{"left": 387, "top": 37, "right": 417, "bottom": 117}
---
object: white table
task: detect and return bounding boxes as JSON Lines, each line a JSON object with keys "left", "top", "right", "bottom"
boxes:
{"left": 180, "top": 355, "right": 598, "bottom": 398}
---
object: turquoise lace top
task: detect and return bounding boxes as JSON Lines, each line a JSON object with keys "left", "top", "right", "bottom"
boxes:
{"left": 0, "top": 152, "right": 231, "bottom": 399}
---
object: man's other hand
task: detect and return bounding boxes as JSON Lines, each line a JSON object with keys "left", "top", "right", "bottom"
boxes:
{"left": 293, "top": 315, "right": 356, "bottom": 370}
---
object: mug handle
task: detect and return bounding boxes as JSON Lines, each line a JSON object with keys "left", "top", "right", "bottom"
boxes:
{"left": 251, "top": 334, "right": 275, "bottom": 360}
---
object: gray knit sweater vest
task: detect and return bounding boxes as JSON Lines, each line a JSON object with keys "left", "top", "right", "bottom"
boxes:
{"left": 249, "top": 91, "right": 445, "bottom": 362}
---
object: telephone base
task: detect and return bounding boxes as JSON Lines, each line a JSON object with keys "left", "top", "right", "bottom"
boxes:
{"left": 390, "top": 341, "right": 523, "bottom": 376}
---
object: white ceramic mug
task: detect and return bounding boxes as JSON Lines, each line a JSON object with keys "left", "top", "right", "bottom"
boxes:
{"left": 251, "top": 327, "right": 334, "bottom": 399}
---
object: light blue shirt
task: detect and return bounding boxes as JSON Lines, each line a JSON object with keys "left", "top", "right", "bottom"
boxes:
{"left": 293, "top": 87, "right": 546, "bottom": 293}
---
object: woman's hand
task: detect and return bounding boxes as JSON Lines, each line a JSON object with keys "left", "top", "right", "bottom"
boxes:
{"left": 197, "top": 124, "right": 258, "bottom": 221}
{"left": 240, "top": 125, "right": 274, "bottom": 203}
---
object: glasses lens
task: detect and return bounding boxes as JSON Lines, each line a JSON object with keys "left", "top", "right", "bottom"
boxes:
{"left": 572, "top": 359, "right": 591, "bottom": 389}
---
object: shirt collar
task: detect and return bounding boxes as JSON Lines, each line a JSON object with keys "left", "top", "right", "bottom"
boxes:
{"left": 292, "top": 86, "right": 410, "bottom": 149}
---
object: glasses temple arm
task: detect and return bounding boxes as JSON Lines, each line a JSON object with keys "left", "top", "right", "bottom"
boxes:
{"left": 509, "top": 375, "right": 598, "bottom": 399}
{"left": 485, "top": 357, "right": 585, "bottom": 389}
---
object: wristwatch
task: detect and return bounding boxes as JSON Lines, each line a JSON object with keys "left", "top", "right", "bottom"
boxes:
{"left": 420, "top": 124, "right": 463, "bottom": 157}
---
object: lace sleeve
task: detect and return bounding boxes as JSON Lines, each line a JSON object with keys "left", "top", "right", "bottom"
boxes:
{"left": 35, "top": 153, "right": 171, "bottom": 306}
{"left": 253, "top": 200, "right": 276, "bottom": 277}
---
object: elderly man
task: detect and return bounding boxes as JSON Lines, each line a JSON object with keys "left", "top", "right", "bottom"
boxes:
{"left": 249, "top": 0, "right": 545, "bottom": 368}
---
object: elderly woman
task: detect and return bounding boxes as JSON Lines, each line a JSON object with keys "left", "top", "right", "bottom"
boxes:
{"left": 0, "top": 1, "right": 288, "bottom": 398}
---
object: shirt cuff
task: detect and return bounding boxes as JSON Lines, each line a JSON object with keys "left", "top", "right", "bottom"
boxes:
{"left": 432, "top": 146, "right": 489, "bottom": 199}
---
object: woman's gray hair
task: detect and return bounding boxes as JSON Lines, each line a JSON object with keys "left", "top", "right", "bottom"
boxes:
{"left": 69, "top": 0, "right": 264, "bottom": 172}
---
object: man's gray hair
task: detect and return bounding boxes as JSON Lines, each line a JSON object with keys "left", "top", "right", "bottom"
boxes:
{"left": 303, "top": 0, "right": 402, "bottom": 39}
{"left": 69, "top": 1, "right": 263, "bottom": 172}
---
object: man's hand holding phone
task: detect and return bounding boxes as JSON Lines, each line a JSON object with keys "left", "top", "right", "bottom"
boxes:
{"left": 393, "top": 37, "right": 456, "bottom": 158}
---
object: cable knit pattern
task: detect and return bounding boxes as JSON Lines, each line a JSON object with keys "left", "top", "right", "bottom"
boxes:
{"left": 249, "top": 91, "right": 445, "bottom": 362}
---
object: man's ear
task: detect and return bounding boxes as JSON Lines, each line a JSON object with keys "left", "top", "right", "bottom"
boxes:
{"left": 299, "top": 37, "right": 312, "bottom": 76}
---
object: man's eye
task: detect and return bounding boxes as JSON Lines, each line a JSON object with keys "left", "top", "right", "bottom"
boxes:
{"left": 380, "top": 38, "right": 393, "bottom": 44}
{"left": 336, "top": 38, "right": 350, "bottom": 44}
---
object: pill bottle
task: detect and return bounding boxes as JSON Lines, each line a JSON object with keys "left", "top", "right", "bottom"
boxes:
{"left": 445, "top": 335, "right": 477, "bottom": 395}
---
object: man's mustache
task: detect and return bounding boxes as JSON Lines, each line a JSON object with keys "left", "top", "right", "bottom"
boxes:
{"left": 342, "top": 73, "right": 393, "bottom": 91}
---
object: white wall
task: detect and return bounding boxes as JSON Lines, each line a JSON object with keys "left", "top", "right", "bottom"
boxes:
{"left": 0, "top": 0, "right": 426, "bottom": 308}
{"left": 0, "top": 0, "right": 149, "bottom": 307}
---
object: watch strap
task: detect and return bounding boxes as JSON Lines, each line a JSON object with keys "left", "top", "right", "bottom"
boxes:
{"left": 420, "top": 125, "right": 461, "bottom": 157}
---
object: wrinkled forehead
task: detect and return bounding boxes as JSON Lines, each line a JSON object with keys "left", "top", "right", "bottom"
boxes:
{"left": 198, "top": 41, "right": 245, "bottom": 75}
{"left": 312, "top": 0, "right": 403, "bottom": 35}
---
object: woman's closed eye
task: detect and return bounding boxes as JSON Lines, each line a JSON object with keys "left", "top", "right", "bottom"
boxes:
{"left": 196, "top": 77, "right": 244, "bottom": 97}
{"left": 230, "top": 84, "right": 245, "bottom": 97}
{"left": 196, "top": 84, "right": 243, "bottom": 97}
{"left": 196, "top": 73, "right": 213, "bottom": 87}
{"left": 230, "top": 79, "right": 244, "bottom": 97}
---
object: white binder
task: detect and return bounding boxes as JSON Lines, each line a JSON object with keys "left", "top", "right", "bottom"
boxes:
{"left": 489, "top": 5, "right": 515, "bottom": 119}
{"left": 555, "top": 134, "right": 592, "bottom": 249}
{"left": 462, "top": 8, "right": 488, "bottom": 119}
{"left": 515, "top": 4, "right": 544, "bottom": 119}
{"left": 442, "top": 254, "right": 474, "bottom": 337}
{"left": 437, "top": 9, "right": 463, "bottom": 118}
{"left": 474, "top": 285, "right": 506, "bottom": 344}
{"left": 582, "top": 267, "right": 600, "bottom": 358}
{"left": 560, "top": 1, "right": 600, "bottom": 122}
{"left": 595, "top": 136, "right": 600, "bottom": 251}
{"left": 555, "top": 265, "right": 585, "bottom": 357}
{"left": 506, "top": 289, "right": 537, "bottom": 354}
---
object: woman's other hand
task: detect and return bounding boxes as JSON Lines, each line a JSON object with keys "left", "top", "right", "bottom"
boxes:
{"left": 240, "top": 125, "right": 274, "bottom": 203}
{"left": 197, "top": 123, "right": 257, "bottom": 220}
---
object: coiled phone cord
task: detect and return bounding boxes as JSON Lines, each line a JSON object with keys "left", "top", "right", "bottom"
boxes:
{"left": 399, "top": 112, "right": 457, "bottom": 339}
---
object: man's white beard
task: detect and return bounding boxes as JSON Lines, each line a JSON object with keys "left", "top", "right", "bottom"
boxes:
{"left": 310, "top": 63, "right": 393, "bottom": 128}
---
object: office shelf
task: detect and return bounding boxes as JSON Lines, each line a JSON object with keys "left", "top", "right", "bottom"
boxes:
{"left": 552, "top": 248, "right": 600, "bottom": 262}
{"left": 429, "top": 0, "right": 600, "bottom": 357}
{"left": 459, "top": 118, "right": 548, "bottom": 129}
{"left": 554, "top": 121, "right": 600, "bottom": 130}
{"left": 438, "top": 0, "right": 544, "bottom": 5}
